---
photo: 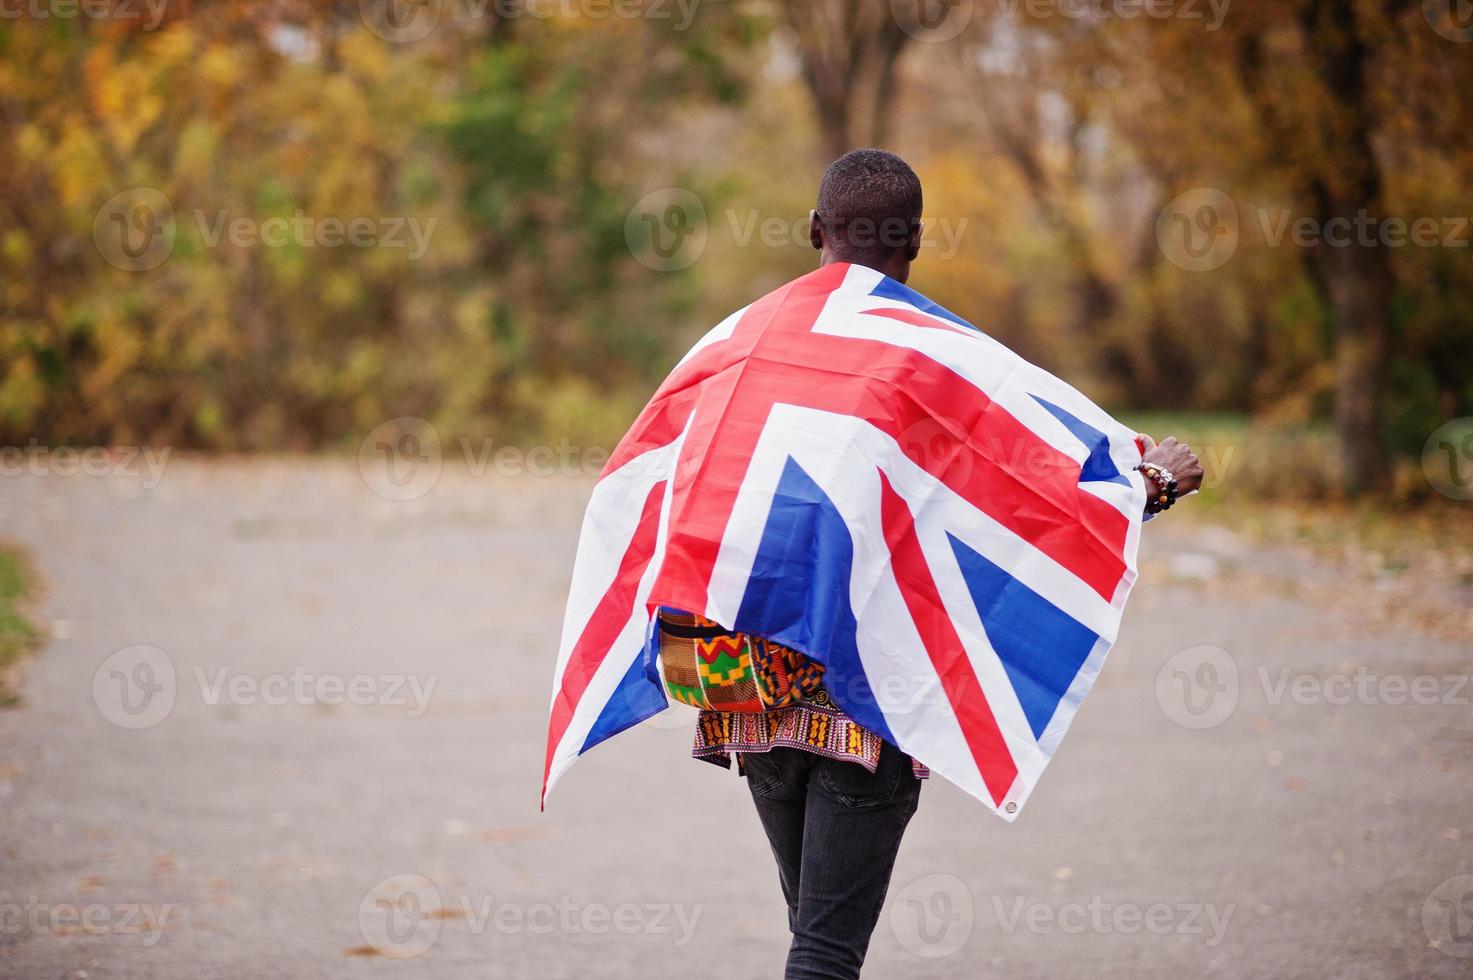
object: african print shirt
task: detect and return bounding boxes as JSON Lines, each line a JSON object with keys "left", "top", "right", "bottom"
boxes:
{"left": 655, "top": 609, "right": 929, "bottom": 778}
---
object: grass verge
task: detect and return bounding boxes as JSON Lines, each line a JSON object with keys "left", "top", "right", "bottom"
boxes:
{"left": 0, "top": 545, "right": 41, "bottom": 707}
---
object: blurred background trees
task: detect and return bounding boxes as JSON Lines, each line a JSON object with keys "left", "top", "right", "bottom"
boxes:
{"left": 1, "top": 0, "right": 1469, "bottom": 495}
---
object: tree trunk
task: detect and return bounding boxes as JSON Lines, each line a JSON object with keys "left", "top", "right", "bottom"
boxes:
{"left": 1322, "top": 238, "right": 1394, "bottom": 495}
{"left": 1234, "top": 0, "right": 1394, "bottom": 495}
{"left": 785, "top": 1, "right": 913, "bottom": 161}
{"left": 1306, "top": 0, "right": 1392, "bottom": 494}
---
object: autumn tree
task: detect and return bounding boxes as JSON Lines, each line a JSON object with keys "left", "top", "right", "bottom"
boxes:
{"left": 783, "top": 0, "right": 919, "bottom": 159}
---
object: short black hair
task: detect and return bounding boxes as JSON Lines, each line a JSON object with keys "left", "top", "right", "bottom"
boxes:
{"left": 815, "top": 148, "right": 923, "bottom": 264}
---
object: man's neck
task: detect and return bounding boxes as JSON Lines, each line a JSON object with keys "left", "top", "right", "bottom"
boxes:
{"left": 819, "top": 251, "right": 910, "bottom": 284}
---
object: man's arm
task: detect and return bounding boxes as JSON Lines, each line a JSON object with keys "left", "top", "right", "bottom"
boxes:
{"left": 1135, "top": 434, "right": 1204, "bottom": 518}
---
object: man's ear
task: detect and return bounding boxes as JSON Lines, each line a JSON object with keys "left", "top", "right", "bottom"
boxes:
{"left": 905, "top": 221, "right": 923, "bottom": 262}
{"left": 809, "top": 210, "right": 824, "bottom": 251}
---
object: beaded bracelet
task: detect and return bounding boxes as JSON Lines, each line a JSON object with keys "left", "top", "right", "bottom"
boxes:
{"left": 1137, "top": 461, "right": 1179, "bottom": 515}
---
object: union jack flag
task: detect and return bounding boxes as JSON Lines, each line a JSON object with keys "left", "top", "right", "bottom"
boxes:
{"left": 543, "top": 262, "right": 1148, "bottom": 820}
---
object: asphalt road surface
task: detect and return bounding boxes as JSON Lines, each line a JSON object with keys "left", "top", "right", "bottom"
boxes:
{"left": 1, "top": 459, "right": 1470, "bottom": 979}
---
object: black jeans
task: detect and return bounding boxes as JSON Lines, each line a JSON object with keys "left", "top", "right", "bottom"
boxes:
{"left": 741, "top": 743, "right": 922, "bottom": 980}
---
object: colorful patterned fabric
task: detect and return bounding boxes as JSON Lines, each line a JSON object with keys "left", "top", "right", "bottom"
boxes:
{"left": 694, "top": 688, "right": 930, "bottom": 779}
{"left": 661, "top": 609, "right": 930, "bottom": 777}
{"left": 655, "top": 610, "right": 824, "bottom": 712}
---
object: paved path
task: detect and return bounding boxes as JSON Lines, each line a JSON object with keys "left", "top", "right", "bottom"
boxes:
{"left": 1, "top": 459, "right": 1470, "bottom": 979}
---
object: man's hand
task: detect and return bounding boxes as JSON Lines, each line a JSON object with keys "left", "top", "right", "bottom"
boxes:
{"left": 1137, "top": 434, "right": 1204, "bottom": 495}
